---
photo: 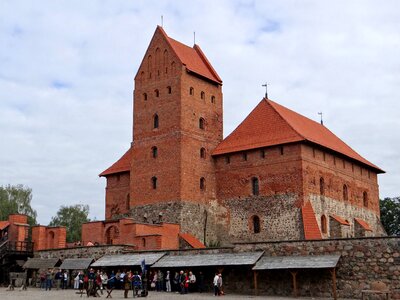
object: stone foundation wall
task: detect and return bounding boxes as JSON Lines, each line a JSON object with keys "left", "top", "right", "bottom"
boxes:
{"left": 224, "top": 194, "right": 303, "bottom": 242}
{"left": 34, "top": 237, "right": 400, "bottom": 299}
{"left": 35, "top": 244, "right": 134, "bottom": 260}
{"left": 129, "top": 201, "right": 221, "bottom": 246}
{"left": 234, "top": 237, "right": 400, "bottom": 299}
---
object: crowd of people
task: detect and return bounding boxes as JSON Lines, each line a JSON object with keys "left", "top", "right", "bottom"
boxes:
{"left": 35, "top": 268, "right": 224, "bottom": 297}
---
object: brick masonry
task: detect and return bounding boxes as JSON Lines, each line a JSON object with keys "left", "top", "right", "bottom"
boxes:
{"left": 96, "top": 26, "right": 384, "bottom": 248}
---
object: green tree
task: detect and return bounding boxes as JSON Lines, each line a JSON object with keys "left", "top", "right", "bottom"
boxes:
{"left": 49, "top": 204, "right": 90, "bottom": 243}
{"left": 0, "top": 184, "right": 37, "bottom": 226}
{"left": 380, "top": 197, "right": 400, "bottom": 236}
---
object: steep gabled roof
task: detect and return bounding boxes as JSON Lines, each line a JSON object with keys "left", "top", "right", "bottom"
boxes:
{"left": 158, "top": 26, "right": 222, "bottom": 84}
{"left": 99, "top": 148, "right": 132, "bottom": 177}
{"left": 301, "top": 201, "right": 322, "bottom": 240}
{"left": 213, "top": 98, "right": 383, "bottom": 173}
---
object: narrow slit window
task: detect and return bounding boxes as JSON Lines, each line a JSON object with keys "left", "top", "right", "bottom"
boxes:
{"left": 252, "top": 177, "right": 259, "bottom": 195}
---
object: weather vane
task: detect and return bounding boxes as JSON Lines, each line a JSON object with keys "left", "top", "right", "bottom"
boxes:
{"left": 262, "top": 82, "right": 268, "bottom": 98}
{"left": 318, "top": 112, "right": 324, "bottom": 125}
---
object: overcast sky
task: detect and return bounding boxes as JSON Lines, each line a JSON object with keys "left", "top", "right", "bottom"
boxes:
{"left": 1, "top": 0, "right": 399, "bottom": 225}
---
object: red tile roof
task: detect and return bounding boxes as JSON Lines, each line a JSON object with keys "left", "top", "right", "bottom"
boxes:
{"left": 301, "top": 201, "right": 322, "bottom": 240}
{"left": 331, "top": 215, "right": 350, "bottom": 226}
{"left": 179, "top": 233, "right": 206, "bottom": 249}
{"left": 212, "top": 98, "right": 383, "bottom": 173}
{"left": 99, "top": 148, "right": 132, "bottom": 177}
{"left": 158, "top": 26, "right": 222, "bottom": 84}
{"left": 354, "top": 217, "right": 372, "bottom": 231}
{"left": 0, "top": 221, "right": 10, "bottom": 231}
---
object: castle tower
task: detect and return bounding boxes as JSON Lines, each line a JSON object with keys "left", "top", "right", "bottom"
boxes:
{"left": 129, "top": 26, "right": 223, "bottom": 243}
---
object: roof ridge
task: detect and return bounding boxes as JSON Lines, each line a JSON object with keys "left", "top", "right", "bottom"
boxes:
{"left": 157, "top": 26, "right": 185, "bottom": 66}
{"left": 266, "top": 99, "right": 307, "bottom": 141}
{"left": 193, "top": 44, "right": 222, "bottom": 83}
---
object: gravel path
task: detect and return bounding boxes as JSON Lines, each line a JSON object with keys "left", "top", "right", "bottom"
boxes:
{"left": 0, "top": 288, "right": 337, "bottom": 299}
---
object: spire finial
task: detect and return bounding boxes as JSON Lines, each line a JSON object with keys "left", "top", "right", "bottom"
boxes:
{"left": 161, "top": 15, "right": 163, "bottom": 27}
{"left": 318, "top": 112, "right": 324, "bottom": 125}
{"left": 193, "top": 31, "right": 196, "bottom": 45}
{"left": 262, "top": 82, "right": 268, "bottom": 99}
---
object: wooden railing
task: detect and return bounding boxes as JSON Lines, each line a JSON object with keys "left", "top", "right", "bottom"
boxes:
{"left": 0, "top": 240, "right": 34, "bottom": 260}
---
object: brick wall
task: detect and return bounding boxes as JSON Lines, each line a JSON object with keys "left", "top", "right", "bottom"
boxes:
{"left": 31, "top": 225, "right": 66, "bottom": 251}
{"left": 105, "top": 172, "right": 130, "bottom": 219}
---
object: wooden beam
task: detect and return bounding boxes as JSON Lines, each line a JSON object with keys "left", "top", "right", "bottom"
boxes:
{"left": 290, "top": 270, "right": 298, "bottom": 298}
{"left": 330, "top": 268, "right": 337, "bottom": 300}
{"left": 253, "top": 271, "right": 259, "bottom": 296}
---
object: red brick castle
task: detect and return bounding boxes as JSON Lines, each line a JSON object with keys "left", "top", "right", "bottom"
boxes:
{"left": 82, "top": 26, "right": 385, "bottom": 248}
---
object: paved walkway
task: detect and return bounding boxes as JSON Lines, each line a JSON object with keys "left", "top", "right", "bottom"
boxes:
{"left": 0, "top": 288, "right": 336, "bottom": 299}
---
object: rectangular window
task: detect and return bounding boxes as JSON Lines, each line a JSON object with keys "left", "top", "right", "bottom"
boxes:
{"left": 243, "top": 153, "right": 247, "bottom": 161}
{"left": 260, "top": 149, "right": 265, "bottom": 158}
{"left": 225, "top": 156, "right": 230, "bottom": 164}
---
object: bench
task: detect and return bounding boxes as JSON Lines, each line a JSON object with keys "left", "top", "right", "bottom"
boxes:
{"left": 361, "top": 289, "right": 391, "bottom": 300}
{"left": 362, "top": 281, "right": 391, "bottom": 300}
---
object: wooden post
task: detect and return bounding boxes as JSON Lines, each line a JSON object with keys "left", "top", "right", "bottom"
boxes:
{"left": 331, "top": 268, "right": 337, "bottom": 300}
{"left": 290, "top": 271, "right": 298, "bottom": 298}
{"left": 253, "top": 271, "right": 258, "bottom": 296}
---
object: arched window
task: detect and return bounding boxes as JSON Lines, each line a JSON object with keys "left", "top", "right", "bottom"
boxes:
{"left": 343, "top": 184, "right": 348, "bottom": 201}
{"left": 167, "top": 86, "right": 171, "bottom": 94}
{"left": 151, "top": 176, "right": 157, "bottom": 189}
{"left": 200, "top": 147, "right": 206, "bottom": 159}
{"left": 252, "top": 177, "right": 259, "bottom": 196}
{"left": 211, "top": 95, "right": 215, "bottom": 104}
{"left": 154, "top": 89, "right": 159, "bottom": 97}
{"left": 153, "top": 114, "right": 159, "bottom": 129}
{"left": 201, "top": 91, "right": 205, "bottom": 99}
{"left": 252, "top": 215, "right": 260, "bottom": 233}
{"left": 320, "top": 177, "right": 325, "bottom": 195}
{"left": 189, "top": 87, "right": 194, "bottom": 95}
{"left": 321, "top": 215, "right": 327, "bottom": 233}
{"left": 200, "top": 177, "right": 206, "bottom": 190}
{"left": 126, "top": 194, "right": 130, "bottom": 211}
{"left": 363, "top": 191, "right": 368, "bottom": 207}
{"left": 143, "top": 93, "right": 147, "bottom": 100}
{"left": 199, "top": 118, "right": 205, "bottom": 130}
{"left": 152, "top": 146, "right": 158, "bottom": 158}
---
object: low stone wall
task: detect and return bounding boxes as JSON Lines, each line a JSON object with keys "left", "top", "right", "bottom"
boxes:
{"left": 234, "top": 236, "right": 400, "bottom": 299}
{"left": 33, "top": 237, "right": 400, "bottom": 299}
{"left": 35, "top": 244, "right": 135, "bottom": 260}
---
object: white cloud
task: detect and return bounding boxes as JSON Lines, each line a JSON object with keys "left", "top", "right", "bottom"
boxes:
{"left": 0, "top": 0, "right": 399, "bottom": 224}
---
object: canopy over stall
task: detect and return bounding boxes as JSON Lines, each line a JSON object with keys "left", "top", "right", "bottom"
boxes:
{"left": 252, "top": 254, "right": 341, "bottom": 299}
{"left": 59, "top": 258, "right": 94, "bottom": 270}
{"left": 91, "top": 253, "right": 166, "bottom": 267}
{"left": 152, "top": 251, "right": 264, "bottom": 268}
{"left": 23, "top": 258, "right": 62, "bottom": 269}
